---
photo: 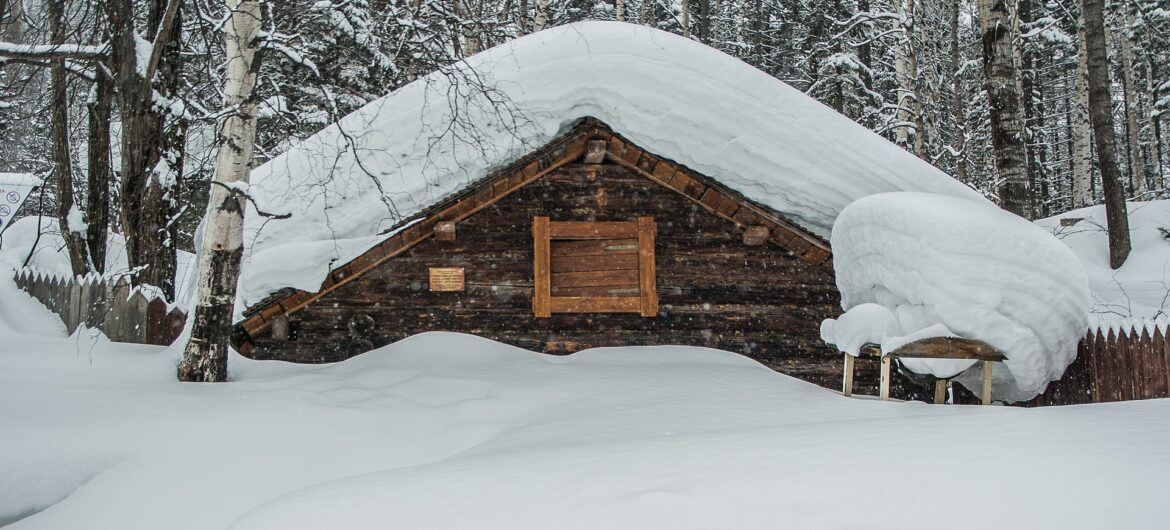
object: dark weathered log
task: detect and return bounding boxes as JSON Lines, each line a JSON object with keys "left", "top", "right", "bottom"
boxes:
{"left": 435, "top": 221, "right": 456, "bottom": 241}
{"left": 584, "top": 139, "right": 607, "bottom": 164}
{"left": 742, "top": 225, "right": 769, "bottom": 246}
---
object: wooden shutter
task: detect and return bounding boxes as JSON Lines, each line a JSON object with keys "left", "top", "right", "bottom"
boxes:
{"left": 533, "top": 217, "right": 657, "bottom": 317}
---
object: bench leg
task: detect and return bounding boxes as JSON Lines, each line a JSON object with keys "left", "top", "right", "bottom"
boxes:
{"left": 934, "top": 379, "right": 947, "bottom": 404}
{"left": 879, "top": 355, "right": 892, "bottom": 401}
{"left": 981, "top": 361, "right": 994, "bottom": 405}
{"left": 843, "top": 354, "right": 855, "bottom": 397}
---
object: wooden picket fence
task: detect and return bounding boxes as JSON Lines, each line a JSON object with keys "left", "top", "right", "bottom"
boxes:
{"left": 13, "top": 268, "right": 186, "bottom": 346}
{"left": 952, "top": 317, "right": 1170, "bottom": 406}
{"left": 1076, "top": 319, "right": 1170, "bottom": 403}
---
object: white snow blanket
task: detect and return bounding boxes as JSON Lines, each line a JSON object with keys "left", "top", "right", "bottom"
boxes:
{"left": 3, "top": 323, "right": 1170, "bottom": 529}
{"left": 239, "top": 21, "right": 983, "bottom": 310}
{"left": 826, "top": 192, "right": 1090, "bottom": 402}
{"left": 1036, "top": 200, "right": 1170, "bottom": 327}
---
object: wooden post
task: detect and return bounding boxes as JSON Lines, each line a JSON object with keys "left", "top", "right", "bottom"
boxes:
{"left": 532, "top": 216, "right": 551, "bottom": 317}
{"left": 584, "top": 139, "right": 607, "bottom": 164}
{"left": 982, "top": 361, "right": 994, "bottom": 405}
{"left": 435, "top": 221, "right": 456, "bottom": 241}
{"left": 934, "top": 379, "right": 947, "bottom": 404}
{"left": 742, "top": 225, "right": 770, "bottom": 246}
{"left": 271, "top": 315, "right": 290, "bottom": 340}
{"left": 842, "top": 353, "right": 855, "bottom": 397}
{"left": 637, "top": 217, "right": 658, "bottom": 317}
{"left": 879, "top": 355, "right": 892, "bottom": 401}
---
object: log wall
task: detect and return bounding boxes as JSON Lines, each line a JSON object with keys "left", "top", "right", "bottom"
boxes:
{"left": 247, "top": 163, "right": 854, "bottom": 390}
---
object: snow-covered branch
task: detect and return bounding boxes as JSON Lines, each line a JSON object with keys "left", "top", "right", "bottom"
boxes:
{"left": 0, "top": 42, "right": 108, "bottom": 61}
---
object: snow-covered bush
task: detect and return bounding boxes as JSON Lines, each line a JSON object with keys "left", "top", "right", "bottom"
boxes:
{"left": 823, "top": 192, "right": 1090, "bottom": 402}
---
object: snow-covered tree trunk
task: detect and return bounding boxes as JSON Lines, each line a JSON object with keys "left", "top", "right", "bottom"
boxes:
{"left": 905, "top": 0, "right": 926, "bottom": 158}
{"left": 1071, "top": 18, "right": 1093, "bottom": 209}
{"left": 106, "top": 0, "right": 182, "bottom": 300}
{"left": 85, "top": 58, "right": 113, "bottom": 273}
{"left": 892, "top": 0, "right": 912, "bottom": 149}
{"left": 178, "top": 0, "right": 263, "bottom": 383}
{"left": 1117, "top": 8, "right": 1147, "bottom": 195}
{"left": 977, "top": 0, "right": 1031, "bottom": 218}
{"left": 49, "top": 0, "right": 90, "bottom": 276}
{"left": 1081, "top": 0, "right": 1129, "bottom": 269}
{"left": 533, "top": 0, "right": 549, "bottom": 31}
{"left": 950, "top": 0, "right": 967, "bottom": 183}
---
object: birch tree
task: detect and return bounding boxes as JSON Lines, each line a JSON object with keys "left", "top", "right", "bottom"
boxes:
{"left": 1081, "top": 0, "right": 1129, "bottom": 268}
{"left": 1071, "top": 16, "right": 1093, "bottom": 208}
{"left": 1116, "top": 6, "right": 1147, "bottom": 195}
{"left": 178, "top": 0, "right": 263, "bottom": 382}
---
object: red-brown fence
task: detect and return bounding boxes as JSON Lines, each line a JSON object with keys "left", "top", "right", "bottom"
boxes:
{"left": 1002, "top": 319, "right": 1170, "bottom": 406}
{"left": 13, "top": 268, "right": 186, "bottom": 346}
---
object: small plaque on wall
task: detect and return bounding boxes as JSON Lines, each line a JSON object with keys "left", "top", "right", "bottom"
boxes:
{"left": 429, "top": 267, "right": 465, "bottom": 292}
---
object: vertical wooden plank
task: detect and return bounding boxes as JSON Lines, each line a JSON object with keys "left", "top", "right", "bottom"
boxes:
{"left": 67, "top": 281, "right": 82, "bottom": 335}
{"left": 1138, "top": 326, "right": 1155, "bottom": 400}
{"left": 842, "top": 354, "right": 855, "bottom": 397}
{"left": 1114, "top": 327, "right": 1129, "bottom": 401}
{"left": 1159, "top": 326, "right": 1170, "bottom": 399}
{"left": 879, "top": 355, "right": 891, "bottom": 401}
{"left": 934, "top": 379, "right": 947, "bottom": 404}
{"left": 637, "top": 216, "right": 658, "bottom": 317}
{"left": 981, "top": 361, "right": 994, "bottom": 405}
{"left": 1088, "top": 329, "right": 1102, "bottom": 403}
{"left": 145, "top": 298, "right": 167, "bottom": 345}
{"left": 532, "top": 216, "right": 551, "bottom": 318}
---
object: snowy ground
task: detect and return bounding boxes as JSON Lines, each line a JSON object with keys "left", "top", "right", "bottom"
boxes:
{"left": 1038, "top": 200, "right": 1170, "bottom": 326}
{"left": 3, "top": 271, "right": 1169, "bottom": 529}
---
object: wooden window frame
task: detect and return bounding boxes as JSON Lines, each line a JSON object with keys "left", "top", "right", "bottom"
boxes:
{"left": 533, "top": 216, "right": 658, "bottom": 318}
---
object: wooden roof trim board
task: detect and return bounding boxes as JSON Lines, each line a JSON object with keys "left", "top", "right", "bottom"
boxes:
{"left": 600, "top": 136, "right": 832, "bottom": 261}
{"left": 233, "top": 117, "right": 833, "bottom": 349}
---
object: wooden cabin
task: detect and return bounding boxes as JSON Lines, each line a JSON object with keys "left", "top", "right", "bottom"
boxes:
{"left": 233, "top": 118, "right": 851, "bottom": 389}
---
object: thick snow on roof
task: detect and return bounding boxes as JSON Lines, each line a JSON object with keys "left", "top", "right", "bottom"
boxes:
{"left": 240, "top": 21, "right": 981, "bottom": 307}
{"left": 828, "top": 192, "right": 1090, "bottom": 403}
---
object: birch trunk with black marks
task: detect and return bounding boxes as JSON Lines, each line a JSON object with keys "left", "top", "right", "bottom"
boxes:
{"left": 1082, "top": 0, "right": 1129, "bottom": 268}
{"left": 178, "top": 0, "right": 263, "bottom": 383}
{"left": 950, "top": 0, "right": 967, "bottom": 183}
{"left": 978, "top": 0, "right": 1031, "bottom": 218}
{"left": 1071, "top": 17, "right": 1093, "bottom": 208}
{"left": 533, "top": 0, "right": 549, "bottom": 31}
{"left": 892, "top": 0, "right": 912, "bottom": 150}
{"left": 49, "top": 0, "right": 90, "bottom": 276}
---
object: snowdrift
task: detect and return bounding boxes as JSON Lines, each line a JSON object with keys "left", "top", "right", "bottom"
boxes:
{"left": 238, "top": 21, "right": 983, "bottom": 308}
{"left": 1036, "top": 200, "right": 1170, "bottom": 326}
{"left": 826, "top": 192, "right": 1090, "bottom": 402}
{"left": 4, "top": 331, "right": 1170, "bottom": 529}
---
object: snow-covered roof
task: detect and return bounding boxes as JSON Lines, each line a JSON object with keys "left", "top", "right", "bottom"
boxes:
{"left": 240, "top": 21, "right": 982, "bottom": 307}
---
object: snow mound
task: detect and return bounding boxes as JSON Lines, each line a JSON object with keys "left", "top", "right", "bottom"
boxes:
{"left": 1035, "top": 200, "right": 1170, "bottom": 327}
{"left": 4, "top": 330, "right": 1170, "bottom": 528}
{"left": 239, "top": 21, "right": 982, "bottom": 308}
{"left": 829, "top": 192, "right": 1090, "bottom": 402}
